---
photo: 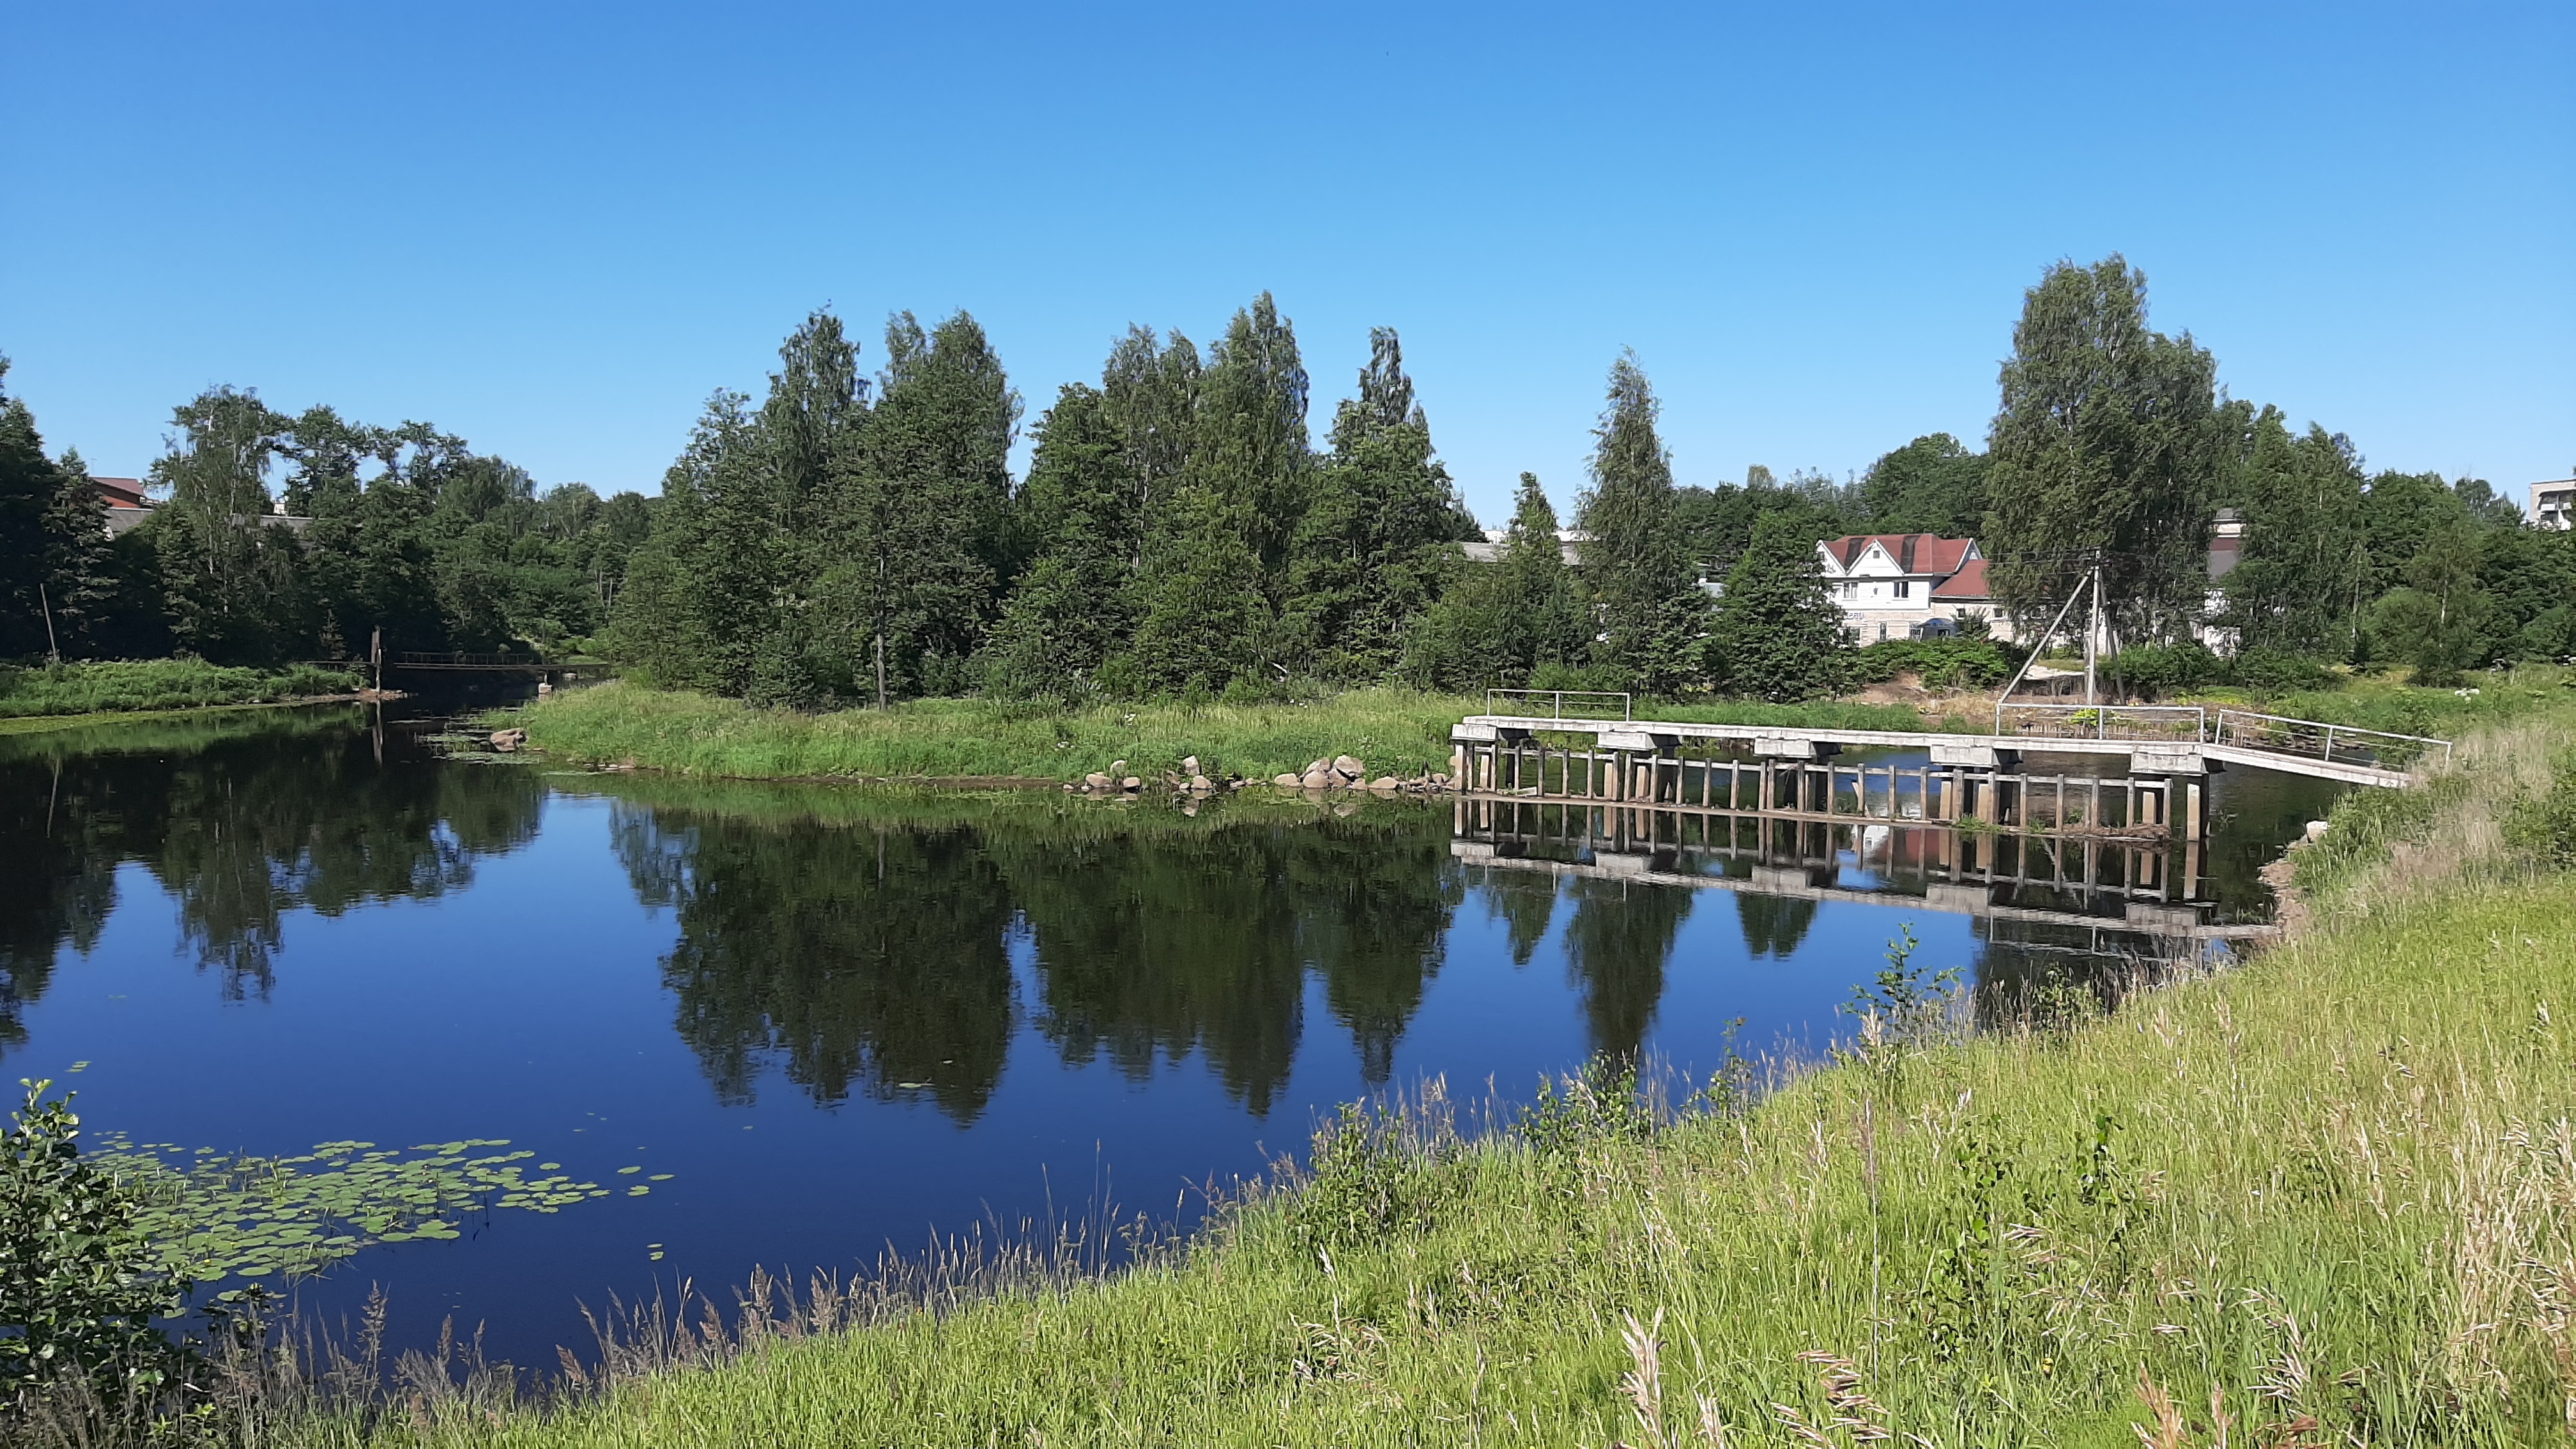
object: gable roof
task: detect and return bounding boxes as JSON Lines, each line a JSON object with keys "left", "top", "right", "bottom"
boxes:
{"left": 1820, "top": 533, "right": 1976, "bottom": 576}
{"left": 1930, "top": 557, "right": 1991, "bottom": 600}
{"left": 92, "top": 476, "right": 151, "bottom": 509}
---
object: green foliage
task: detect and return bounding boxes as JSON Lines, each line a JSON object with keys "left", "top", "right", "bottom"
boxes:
{"left": 1282, "top": 330, "right": 1478, "bottom": 679}
{"left": 984, "top": 386, "right": 1137, "bottom": 700}
{"left": 1402, "top": 473, "right": 1586, "bottom": 691}
{"left": 0, "top": 362, "right": 112, "bottom": 662}
{"left": 0, "top": 1082, "right": 187, "bottom": 1403}
{"left": 1671, "top": 465, "right": 1860, "bottom": 578}
{"left": 1857, "top": 432, "right": 1988, "bottom": 537}
{"left": 1850, "top": 638, "right": 2018, "bottom": 689}
{"left": 1986, "top": 255, "right": 2224, "bottom": 645}
{"left": 2220, "top": 408, "right": 2370, "bottom": 656}
{"left": 1285, "top": 1102, "right": 1462, "bottom": 1257}
{"left": 1515, "top": 1056, "right": 1654, "bottom": 1158}
{"left": 1576, "top": 353, "right": 1709, "bottom": 693}
{"left": 1704, "top": 512, "right": 1851, "bottom": 701}
{"left": 2365, "top": 514, "right": 2499, "bottom": 686}
{"left": 0, "top": 660, "right": 358, "bottom": 719}
{"left": 2503, "top": 751, "right": 2576, "bottom": 868}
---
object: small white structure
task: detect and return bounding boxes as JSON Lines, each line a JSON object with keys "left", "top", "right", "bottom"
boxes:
{"left": 2531, "top": 478, "right": 2575, "bottom": 532}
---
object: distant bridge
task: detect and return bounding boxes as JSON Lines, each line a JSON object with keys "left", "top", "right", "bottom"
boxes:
{"left": 383, "top": 652, "right": 606, "bottom": 676}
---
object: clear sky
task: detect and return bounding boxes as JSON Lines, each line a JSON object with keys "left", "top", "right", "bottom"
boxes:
{"left": 4, "top": 2, "right": 2569, "bottom": 523}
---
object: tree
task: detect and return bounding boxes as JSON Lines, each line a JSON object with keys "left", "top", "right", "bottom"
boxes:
{"left": 985, "top": 385, "right": 1137, "bottom": 696}
{"left": 1404, "top": 472, "right": 1584, "bottom": 690}
{"left": 827, "top": 310, "right": 1017, "bottom": 703}
{"left": 1576, "top": 352, "right": 1706, "bottom": 692}
{"left": 150, "top": 387, "right": 310, "bottom": 663}
{"left": 1705, "top": 511, "right": 1853, "bottom": 701}
{"left": 1859, "top": 433, "right": 1988, "bottom": 537}
{"left": 1673, "top": 465, "right": 1860, "bottom": 579}
{"left": 2366, "top": 514, "right": 2497, "bottom": 684}
{"left": 1985, "top": 256, "right": 2223, "bottom": 647}
{"left": 1190, "top": 294, "right": 1311, "bottom": 592}
{"left": 1119, "top": 484, "right": 1269, "bottom": 696}
{"left": 1282, "top": 328, "right": 1478, "bottom": 677}
{"left": 2220, "top": 408, "right": 2370, "bottom": 657}
{"left": 0, "top": 363, "right": 110, "bottom": 659}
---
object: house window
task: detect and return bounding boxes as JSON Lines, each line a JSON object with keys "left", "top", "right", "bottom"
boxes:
{"left": 1893, "top": 580, "right": 1912, "bottom": 599}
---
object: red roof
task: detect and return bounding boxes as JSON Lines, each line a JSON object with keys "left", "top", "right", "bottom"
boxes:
{"left": 1930, "top": 557, "right": 1991, "bottom": 600}
{"left": 91, "top": 477, "right": 151, "bottom": 509}
{"left": 1821, "top": 533, "right": 1975, "bottom": 576}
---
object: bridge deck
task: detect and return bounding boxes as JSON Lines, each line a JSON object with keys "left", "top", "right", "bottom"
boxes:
{"left": 1457, "top": 715, "right": 2416, "bottom": 789}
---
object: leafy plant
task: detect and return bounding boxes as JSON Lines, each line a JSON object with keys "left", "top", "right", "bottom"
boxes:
{"left": 0, "top": 1081, "right": 189, "bottom": 1406}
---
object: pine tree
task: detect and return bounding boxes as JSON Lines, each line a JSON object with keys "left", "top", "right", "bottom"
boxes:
{"left": 1986, "top": 256, "right": 2223, "bottom": 646}
{"left": 1705, "top": 512, "right": 1853, "bottom": 701}
{"left": 1284, "top": 328, "right": 1479, "bottom": 678}
{"left": 826, "top": 311, "right": 1018, "bottom": 703}
{"left": 985, "top": 385, "right": 1137, "bottom": 697}
{"left": 1576, "top": 352, "right": 1706, "bottom": 693}
{"left": 0, "top": 362, "right": 109, "bottom": 659}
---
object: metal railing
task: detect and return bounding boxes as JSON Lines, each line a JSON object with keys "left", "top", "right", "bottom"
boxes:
{"left": 1483, "top": 689, "right": 1632, "bottom": 722}
{"left": 1993, "top": 702, "right": 2209, "bottom": 742}
{"left": 2212, "top": 710, "right": 2451, "bottom": 771}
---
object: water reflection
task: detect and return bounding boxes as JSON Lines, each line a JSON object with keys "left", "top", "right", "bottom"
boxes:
{"left": 610, "top": 799, "right": 1463, "bottom": 1119}
{"left": 0, "top": 711, "right": 542, "bottom": 1032}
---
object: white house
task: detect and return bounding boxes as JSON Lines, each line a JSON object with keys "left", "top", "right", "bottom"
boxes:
{"left": 2531, "top": 478, "right": 2575, "bottom": 532}
{"left": 1814, "top": 533, "right": 1991, "bottom": 641}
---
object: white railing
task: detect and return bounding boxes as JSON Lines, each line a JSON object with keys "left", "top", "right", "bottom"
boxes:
{"left": 2213, "top": 710, "right": 2452, "bottom": 771}
{"left": 1484, "top": 689, "right": 1632, "bottom": 722}
{"left": 1993, "top": 702, "right": 2209, "bottom": 742}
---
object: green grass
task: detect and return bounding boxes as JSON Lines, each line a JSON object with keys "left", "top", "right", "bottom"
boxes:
{"left": 0, "top": 659, "right": 361, "bottom": 720}
{"left": 507, "top": 684, "right": 1966, "bottom": 785}
{"left": 234, "top": 702, "right": 2576, "bottom": 1448}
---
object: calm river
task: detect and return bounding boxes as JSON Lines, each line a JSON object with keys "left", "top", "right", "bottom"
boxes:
{"left": 0, "top": 700, "right": 2338, "bottom": 1367}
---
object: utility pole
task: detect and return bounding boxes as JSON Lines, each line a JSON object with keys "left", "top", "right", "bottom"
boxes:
{"left": 38, "top": 583, "right": 59, "bottom": 665}
{"left": 370, "top": 625, "right": 383, "bottom": 693}
{"left": 2082, "top": 557, "right": 2103, "bottom": 706}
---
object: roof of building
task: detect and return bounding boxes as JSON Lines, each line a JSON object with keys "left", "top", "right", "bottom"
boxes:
{"left": 1929, "top": 557, "right": 1991, "bottom": 601}
{"left": 92, "top": 477, "right": 151, "bottom": 509}
{"left": 1820, "top": 533, "right": 1976, "bottom": 576}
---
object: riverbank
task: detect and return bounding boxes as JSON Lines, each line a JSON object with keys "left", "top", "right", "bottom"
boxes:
{"left": 232, "top": 704, "right": 2576, "bottom": 1448}
{"left": 0, "top": 659, "right": 364, "bottom": 726}
{"left": 502, "top": 681, "right": 1951, "bottom": 785}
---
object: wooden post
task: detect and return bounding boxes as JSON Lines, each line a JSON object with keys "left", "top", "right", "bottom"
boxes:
{"left": 2185, "top": 779, "right": 2204, "bottom": 839}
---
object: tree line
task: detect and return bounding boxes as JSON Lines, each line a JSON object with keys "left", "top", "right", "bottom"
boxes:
{"left": 6, "top": 259, "right": 2566, "bottom": 701}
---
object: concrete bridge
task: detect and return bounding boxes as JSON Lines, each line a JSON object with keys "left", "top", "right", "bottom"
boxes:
{"left": 1450, "top": 694, "right": 2448, "bottom": 797}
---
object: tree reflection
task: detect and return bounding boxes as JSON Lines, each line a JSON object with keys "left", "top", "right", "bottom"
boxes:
{"left": 0, "top": 713, "right": 542, "bottom": 1028}
{"left": 1734, "top": 893, "right": 1818, "bottom": 959}
{"left": 1475, "top": 868, "right": 1560, "bottom": 966}
{"left": 1561, "top": 877, "right": 1693, "bottom": 1062}
{"left": 613, "top": 809, "right": 1016, "bottom": 1119}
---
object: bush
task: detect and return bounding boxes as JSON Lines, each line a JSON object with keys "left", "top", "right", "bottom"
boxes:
{"left": 2102, "top": 642, "right": 2223, "bottom": 698}
{"left": 2228, "top": 647, "right": 2338, "bottom": 694}
{"left": 0, "top": 1082, "right": 190, "bottom": 1411}
{"left": 1851, "top": 639, "right": 2019, "bottom": 690}
{"left": 2503, "top": 752, "right": 2576, "bottom": 869}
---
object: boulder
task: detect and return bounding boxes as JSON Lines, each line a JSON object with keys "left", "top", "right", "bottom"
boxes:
{"left": 1273, "top": 773, "right": 1302, "bottom": 787}
{"left": 1368, "top": 776, "right": 1399, "bottom": 793}
{"left": 1108, "top": 759, "right": 1128, "bottom": 775}
{"left": 1305, "top": 758, "right": 1329, "bottom": 778}
{"left": 1189, "top": 775, "right": 1215, "bottom": 793}
{"left": 1181, "top": 755, "right": 1201, "bottom": 776}
{"left": 1085, "top": 772, "right": 1112, "bottom": 790}
{"left": 1120, "top": 776, "right": 1142, "bottom": 792}
{"left": 489, "top": 728, "right": 528, "bottom": 751}
{"left": 1333, "top": 755, "right": 1365, "bottom": 779}
{"left": 1301, "top": 769, "right": 1333, "bottom": 790}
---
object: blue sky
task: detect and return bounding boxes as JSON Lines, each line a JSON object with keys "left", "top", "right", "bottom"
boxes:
{"left": 4, "top": 2, "right": 2568, "bottom": 523}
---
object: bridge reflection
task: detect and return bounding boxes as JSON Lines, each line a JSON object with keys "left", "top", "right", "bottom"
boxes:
{"left": 1448, "top": 792, "right": 2262, "bottom": 951}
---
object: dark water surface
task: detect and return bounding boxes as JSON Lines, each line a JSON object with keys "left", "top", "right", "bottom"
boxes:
{"left": 0, "top": 702, "right": 2339, "bottom": 1366}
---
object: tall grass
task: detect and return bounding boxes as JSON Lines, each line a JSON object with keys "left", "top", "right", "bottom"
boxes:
{"left": 0, "top": 659, "right": 360, "bottom": 721}
{"left": 146, "top": 703, "right": 2564, "bottom": 1447}
{"left": 509, "top": 684, "right": 1960, "bottom": 784}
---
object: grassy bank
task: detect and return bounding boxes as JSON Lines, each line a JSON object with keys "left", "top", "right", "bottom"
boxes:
{"left": 234, "top": 706, "right": 2576, "bottom": 1448}
{"left": 0, "top": 659, "right": 361, "bottom": 721}
{"left": 507, "top": 682, "right": 1950, "bottom": 784}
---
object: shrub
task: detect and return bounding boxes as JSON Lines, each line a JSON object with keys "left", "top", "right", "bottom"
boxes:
{"left": 1851, "top": 639, "right": 2018, "bottom": 690}
{"left": 2102, "top": 642, "right": 2223, "bottom": 698}
{"left": 0, "top": 1082, "right": 190, "bottom": 1411}
{"left": 2228, "top": 647, "right": 2338, "bottom": 694}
